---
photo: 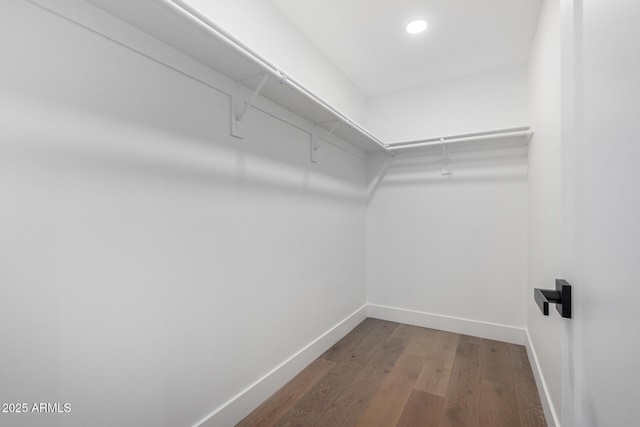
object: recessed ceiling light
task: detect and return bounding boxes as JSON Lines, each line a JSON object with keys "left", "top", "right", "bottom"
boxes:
{"left": 406, "top": 20, "right": 428, "bottom": 34}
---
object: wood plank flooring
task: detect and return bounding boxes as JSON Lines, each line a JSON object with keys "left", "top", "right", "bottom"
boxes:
{"left": 237, "top": 318, "right": 546, "bottom": 427}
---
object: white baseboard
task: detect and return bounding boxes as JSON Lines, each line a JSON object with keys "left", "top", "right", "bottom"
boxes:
{"left": 195, "top": 304, "right": 368, "bottom": 427}
{"left": 367, "top": 304, "right": 527, "bottom": 345}
{"left": 525, "top": 330, "right": 561, "bottom": 427}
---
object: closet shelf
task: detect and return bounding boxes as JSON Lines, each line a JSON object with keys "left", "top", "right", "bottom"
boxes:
{"left": 86, "top": 0, "right": 390, "bottom": 155}
{"left": 387, "top": 126, "right": 534, "bottom": 151}
{"left": 69, "top": 0, "right": 532, "bottom": 160}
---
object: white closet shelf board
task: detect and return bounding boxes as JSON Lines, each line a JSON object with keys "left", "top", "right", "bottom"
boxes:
{"left": 387, "top": 126, "right": 533, "bottom": 152}
{"left": 85, "top": 0, "right": 388, "bottom": 154}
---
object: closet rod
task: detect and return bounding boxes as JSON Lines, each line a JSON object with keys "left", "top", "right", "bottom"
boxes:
{"left": 163, "top": 0, "right": 390, "bottom": 152}
{"left": 387, "top": 126, "right": 532, "bottom": 151}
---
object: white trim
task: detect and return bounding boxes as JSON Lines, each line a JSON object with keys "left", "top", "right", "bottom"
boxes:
{"left": 367, "top": 304, "right": 527, "bottom": 345}
{"left": 195, "top": 304, "right": 368, "bottom": 427}
{"left": 525, "top": 330, "right": 561, "bottom": 427}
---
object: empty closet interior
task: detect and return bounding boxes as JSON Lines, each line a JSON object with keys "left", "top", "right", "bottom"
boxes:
{"left": 6, "top": 0, "right": 638, "bottom": 426}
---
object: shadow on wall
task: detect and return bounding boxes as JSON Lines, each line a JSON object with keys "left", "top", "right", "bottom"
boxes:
{"left": 1, "top": 90, "right": 367, "bottom": 205}
{"left": 367, "top": 137, "right": 528, "bottom": 200}
{"left": 1, "top": 0, "right": 368, "bottom": 207}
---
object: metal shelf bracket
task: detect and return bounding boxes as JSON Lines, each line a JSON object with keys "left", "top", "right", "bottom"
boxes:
{"left": 311, "top": 121, "right": 340, "bottom": 163}
{"left": 231, "top": 73, "right": 269, "bottom": 138}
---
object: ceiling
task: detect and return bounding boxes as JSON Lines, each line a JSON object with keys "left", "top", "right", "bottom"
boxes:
{"left": 270, "top": 0, "right": 542, "bottom": 96}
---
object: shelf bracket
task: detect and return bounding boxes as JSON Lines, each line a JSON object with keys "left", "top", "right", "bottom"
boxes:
{"left": 231, "top": 73, "right": 269, "bottom": 138}
{"left": 311, "top": 121, "right": 340, "bottom": 163}
{"left": 440, "top": 138, "right": 451, "bottom": 175}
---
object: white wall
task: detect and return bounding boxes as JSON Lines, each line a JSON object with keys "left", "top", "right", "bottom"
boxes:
{"left": 181, "top": 0, "right": 368, "bottom": 126}
{"left": 0, "top": 2, "right": 367, "bottom": 426}
{"left": 366, "top": 65, "right": 529, "bottom": 341}
{"left": 366, "top": 66, "right": 528, "bottom": 142}
{"left": 562, "top": 0, "right": 640, "bottom": 425}
{"left": 367, "top": 140, "right": 528, "bottom": 339}
{"left": 526, "top": 0, "right": 563, "bottom": 424}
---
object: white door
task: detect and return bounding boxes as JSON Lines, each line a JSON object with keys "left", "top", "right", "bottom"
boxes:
{"left": 562, "top": 1, "right": 640, "bottom": 425}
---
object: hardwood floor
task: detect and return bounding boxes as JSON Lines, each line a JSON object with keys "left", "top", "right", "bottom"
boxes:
{"left": 237, "top": 318, "right": 546, "bottom": 427}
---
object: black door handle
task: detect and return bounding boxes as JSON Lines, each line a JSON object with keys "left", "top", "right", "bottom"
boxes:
{"left": 534, "top": 279, "right": 572, "bottom": 319}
